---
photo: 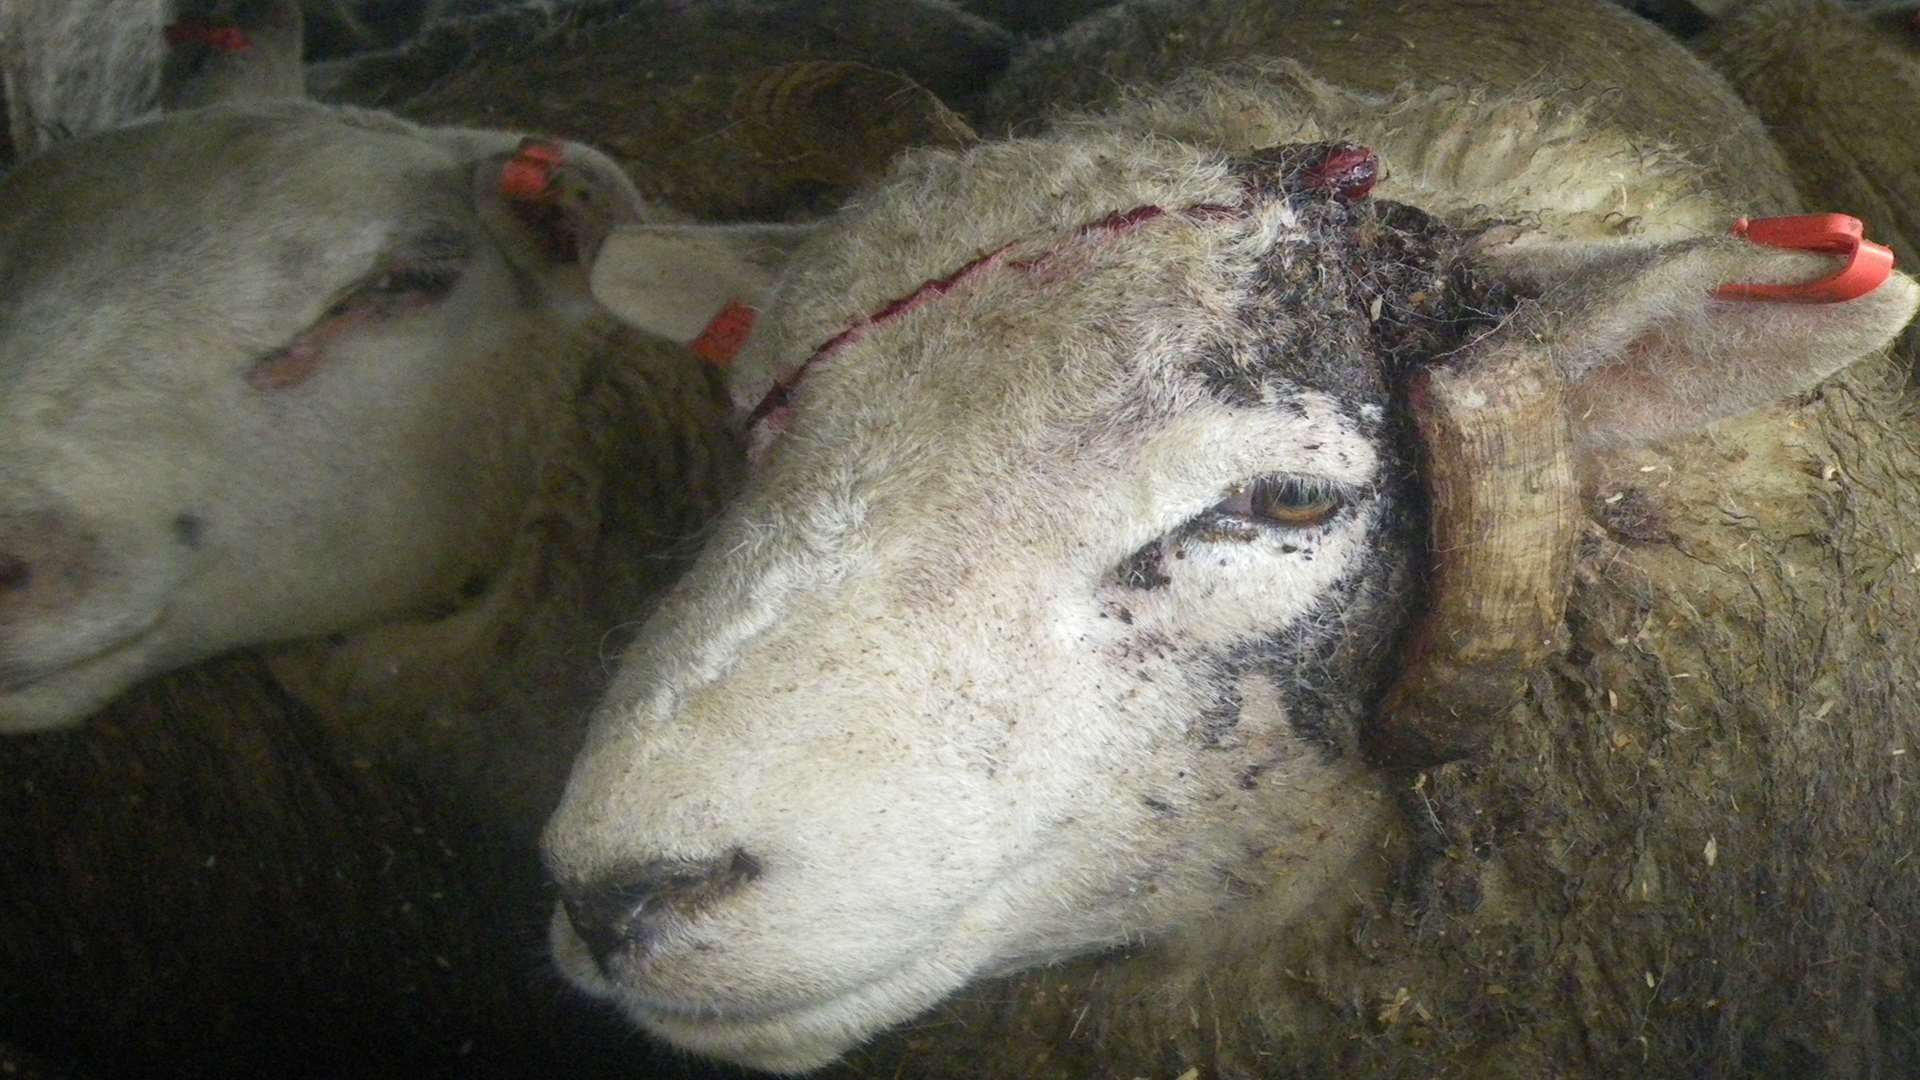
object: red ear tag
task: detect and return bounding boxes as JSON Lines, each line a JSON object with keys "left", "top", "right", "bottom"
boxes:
{"left": 690, "top": 300, "right": 758, "bottom": 368}
{"left": 1715, "top": 213, "right": 1895, "bottom": 303}
{"left": 500, "top": 139, "right": 566, "bottom": 202}
{"left": 164, "top": 23, "right": 253, "bottom": 52}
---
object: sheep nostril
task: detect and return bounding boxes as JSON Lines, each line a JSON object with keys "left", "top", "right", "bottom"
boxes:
{"left": 0, "top": 555, "right": 30, "bottom": 592}
{"left": 560, "top": 848, "right": 761, "bottom": 969}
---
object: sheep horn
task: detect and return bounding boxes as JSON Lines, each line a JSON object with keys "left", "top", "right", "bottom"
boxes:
{"left": 1363, "top": 341, "right": 1579, "bottom": 767}
{"left": 729, "top": 61, "right": 977, "bottom": 189}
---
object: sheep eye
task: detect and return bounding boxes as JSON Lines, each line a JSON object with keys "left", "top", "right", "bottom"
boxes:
{"left": 1212, "top": 476, "right": 1344, "bottom": 528}
{"left": 246, "top": 261, "right": 465, "bottom": 391}
{"left": 311, "top": 264, "right": 463, "bottom": 322}
{"left": 363, "top": 264, "right": 462, "bottom": 300}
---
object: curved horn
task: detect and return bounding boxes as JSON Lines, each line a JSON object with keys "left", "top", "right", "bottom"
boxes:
{"left": 730, "top": 61, "right": 977, "bottom": 189}
{"left": 1364, "top": 341, "right": 1579, "bottom": 767}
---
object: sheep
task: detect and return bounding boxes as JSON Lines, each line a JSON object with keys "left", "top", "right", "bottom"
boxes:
{"left": 3, "top": 0, "right": 1021, "bottom": 1060}
{"left": 0, "top": 59, "right": 736, "bottom": 750}
{"left": 0, "top": 27, "right": 733, "bottom": 1077}
{"left": 0, "top": 2, "right": 1009, "bottom": 1073}
{"left": 0, "top": 0, "right": 1000, "bottom": 751}
{"left": 308, "top": 0, "right": 1012, "bottom": 221}
{"left": 538, "top": 0, "right": 1920, "bottom": 1077}
{"left": 0, "top": 0, "right": 1016, "bottom": 197}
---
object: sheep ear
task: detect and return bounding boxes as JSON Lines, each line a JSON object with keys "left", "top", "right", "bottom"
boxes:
{"left": 159, "top": 0, "right": 306, "bottom": 110}
{"left": 471, "top": 137, "right": 653, "bottom": 291}
{"left": 589, "top": 223, "right": 817, "bottom": 343}
{"left": 1487, "top": 233, "right": 1920, "bottom": 451}
{"left": 1368, "top": 226, "right": 1919, "bottom": 767}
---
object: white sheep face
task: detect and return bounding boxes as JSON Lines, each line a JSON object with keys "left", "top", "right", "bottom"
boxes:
{"left": 0, "top": 103, "right": 619, "bottom": 731}
{"left": 542, "top": 138, "right": 1457, "bottom": 1072}
{"left": 545, "top": 55, "right": 1920, "bottom": 1072}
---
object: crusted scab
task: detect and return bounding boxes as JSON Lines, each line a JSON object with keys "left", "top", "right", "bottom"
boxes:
{"left": 1181, "top": 516, "right": 1261, "bottom": 547}
{"left": 1114, "top": 539, "right": 1171, "bottom": 591}
{"left": 1110, "top": 512, "right": 1325, "bottom": 618}
{"left": 1229, "top": 141, "right": 1379, "bottom": 204}
{"left": 1354, "top": 202, "right": 1522, "bottom": 375}
{"left": 1191, "top": 192, "right": 1522, "bottom": 412}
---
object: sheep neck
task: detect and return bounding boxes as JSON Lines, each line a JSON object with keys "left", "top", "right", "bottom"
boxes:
{"left": 264, "top": 316, "right": 741, "bottom": 830}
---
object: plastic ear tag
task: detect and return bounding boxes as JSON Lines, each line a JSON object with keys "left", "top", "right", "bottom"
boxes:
{"left": 690, "top": 301, "right": 757, "bottom": 368}
{"left": 500, "top": 139, "right": 566, "bottom": 202}
{"left": 1715, "top": 213, "right": 1895, "bottom": 304}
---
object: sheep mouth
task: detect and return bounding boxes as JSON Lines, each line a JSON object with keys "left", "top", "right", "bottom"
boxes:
{"left": 629, "top": 993, "right": 828, "bottom": 1026}
{"left": 614, "top": 964, "right": 964, "bottom": 1074}
{"left": 0, "top": 621, "right": 162, "bottom": 694}
{"left": 553, "top": 906, "right": 971, "bottom": 1072}
{"left": 555, "top": 910, "right": 883, "bottom": 1026}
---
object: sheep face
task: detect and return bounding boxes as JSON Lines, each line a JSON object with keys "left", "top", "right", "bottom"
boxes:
{"left": 542, "top": 138, "right": 1501, "bottom": 1072}
{"left": 548, "top": 86, "right": 1920, "bottom": 1065}
{"left": 0, "top": 103, "right": 638, "bottom": 731}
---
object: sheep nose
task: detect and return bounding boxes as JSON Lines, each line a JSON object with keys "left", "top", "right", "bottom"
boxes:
{"left": 0, "top": 555, "right": 28, "bottom": 592}
{"left": 559, "top": 849, "right": 762, "bottom": 967}
{"left": 0, "top": 510, "right": 99, "bottom": 615}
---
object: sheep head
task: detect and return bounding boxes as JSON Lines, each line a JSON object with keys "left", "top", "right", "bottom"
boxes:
{"left": 548, "top": 118, "right": 1918, "bottom": 1072}
{"left": 0, "top": 98, "right": 656, "bottom": 733}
